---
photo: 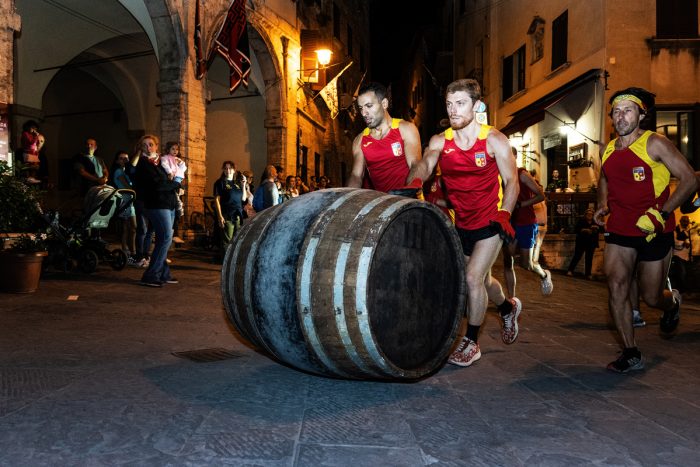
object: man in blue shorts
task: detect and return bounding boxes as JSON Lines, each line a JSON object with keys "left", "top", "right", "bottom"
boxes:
{"left": 503, "top": 147, "right": 553, "bottom": 298}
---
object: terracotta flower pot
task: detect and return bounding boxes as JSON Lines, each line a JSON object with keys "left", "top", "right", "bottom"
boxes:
{"left": 0, "top": 250, "right": 48, "bottom": 293}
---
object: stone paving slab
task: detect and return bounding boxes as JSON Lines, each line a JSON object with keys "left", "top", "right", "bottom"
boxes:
{"left": 1, "top": 247, "right": 699, "bottom": 466}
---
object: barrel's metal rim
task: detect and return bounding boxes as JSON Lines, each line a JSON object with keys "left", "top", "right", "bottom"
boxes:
{"left": 242, "top": 209, "right": 284, "bottom": 358}
{"left": 297, "top": 189, "right": 368, "bottom": 378}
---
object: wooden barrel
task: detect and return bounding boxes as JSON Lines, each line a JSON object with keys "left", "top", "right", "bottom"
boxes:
{"left": 222, "top": 188, "right": 466, "bottom": 380}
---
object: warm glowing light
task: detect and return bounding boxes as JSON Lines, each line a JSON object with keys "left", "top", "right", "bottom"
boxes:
{"left": 559, "top": 124, "right": 572, "bottom": 135}
{"left": 315, "top": 49, "right": 332, "bottom": 66}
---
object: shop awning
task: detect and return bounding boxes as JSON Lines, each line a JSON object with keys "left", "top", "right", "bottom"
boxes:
{"left": 500, "top": 68, "right": 602, "bottom": 136}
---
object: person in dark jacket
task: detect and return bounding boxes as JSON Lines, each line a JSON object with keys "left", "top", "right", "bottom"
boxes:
{"left": 567, "top": 208, "right": 601, "bottom": 279}
{"left": 132, "top": 134, "right": 180, "bottom": 287}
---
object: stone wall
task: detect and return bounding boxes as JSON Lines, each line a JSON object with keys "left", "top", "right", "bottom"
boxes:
{"left": 0, "top": 0, "right": 20, "bottom": 105}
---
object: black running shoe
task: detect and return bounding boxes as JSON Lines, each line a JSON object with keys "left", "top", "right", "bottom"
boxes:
{"left": 660, "top": 289, "right": 681, "bottom": 333}
{"left": 607, "top": 349, "right": 644, "bottom": 374}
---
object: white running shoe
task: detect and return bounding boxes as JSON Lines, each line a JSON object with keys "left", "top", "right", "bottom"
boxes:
{"left": 447, "top": 337, "right": 481, "bottom": 367}
{"left": 541, "top": 270, "right": 553, "bottom": 295}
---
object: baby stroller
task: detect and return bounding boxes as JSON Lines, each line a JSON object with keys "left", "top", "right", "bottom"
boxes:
{"left": 45, "top": 185, "right": 135, "bottom": 273}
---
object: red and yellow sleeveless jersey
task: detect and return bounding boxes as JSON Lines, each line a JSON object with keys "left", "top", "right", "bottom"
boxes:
{"left": 512, "top": 167, "right": 537, "bottom": 226}
{"left": 439, "top": 124, "right": 504, "bottom": 230}
{"left": 601, "top": 130, "right": 674, "bottom": 236}
{"left": 361, "top": 118, "right": 410, "bottom": 193}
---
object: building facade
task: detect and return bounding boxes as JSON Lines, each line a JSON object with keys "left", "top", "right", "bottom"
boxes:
{"left": 0, "top": 0, "right": 367, "bottom": 228}
{"left": 454, "top": 0, "right": 700, "bottom": 190}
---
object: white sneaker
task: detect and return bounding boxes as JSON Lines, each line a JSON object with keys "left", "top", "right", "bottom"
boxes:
{"left": 501, "top": 297, "right": 522, "bottom": 344}
{"left": 540, "top": 270, "right": 553, "bottom": 295}
{"left": 447, "top": 337, "right": 481, "bottom": 367}
{"left": 172, "top": 236, "right": 185, "bottom": 244}
{"left": 137, "top": 258, "right": 150, "bottom": 268}
{"left": 126, "top": 256, "right": 138, "bottom": 267}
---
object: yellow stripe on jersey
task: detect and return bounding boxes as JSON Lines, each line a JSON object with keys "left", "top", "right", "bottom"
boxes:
{"left": 496, "top": 173, "right": 504, "bottom": 210}
{"left": 478, "top": 124, "right": 492, "bottom": 140}
{"left": 363, "top": 118, "right": 401, "bottom": 135}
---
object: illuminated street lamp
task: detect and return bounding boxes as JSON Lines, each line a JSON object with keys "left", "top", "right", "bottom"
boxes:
{"left": 315, "top": 48, "right": 332, "bottom": 67}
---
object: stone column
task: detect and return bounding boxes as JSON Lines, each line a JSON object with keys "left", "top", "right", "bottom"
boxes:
{"left": 158, "top": 70, "right": 207, "bottom": 239}
{"left": 0, "top": 0, "right": 21, "bottom": 104}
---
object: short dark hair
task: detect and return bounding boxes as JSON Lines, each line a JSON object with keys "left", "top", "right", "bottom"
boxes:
{"left": 446, "top": 79, "right": 481, "bottom": 102}
{"left": 164, "top": 141, "right": 180, "bottom": 154}
{"left": 22, "top": 120, "right": 39, "bottom": 132}
{"left": 358, "top": 82, "right": 388, "bottom": 102}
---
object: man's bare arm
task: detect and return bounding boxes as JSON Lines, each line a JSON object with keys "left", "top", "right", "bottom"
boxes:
{"left": 346, "top": 134, "right": 367, "bottom": 188}
{"left": 407, "top": 133, "right": 444, "bottom": 183}
{"left": 489, "top": 130, "right": 519, "bottom": 213}
{"left": 399, "top": 121, "right": 422, "bottom": 183}
{"left": 649, "top": 134, "right": 699, "bottom": 212}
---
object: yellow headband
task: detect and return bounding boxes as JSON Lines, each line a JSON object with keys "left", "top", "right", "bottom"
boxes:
{"left": 611, "top": 94, "right": 646, "bottom": 111}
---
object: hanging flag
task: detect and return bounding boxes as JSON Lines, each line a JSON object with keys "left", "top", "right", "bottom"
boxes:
{"left": 207, "top": 0, "right": 251, "bottom": 93}
{"left": 193, "top": 0, "right": 206, "bottom": 80}
{"left": 317, "top": 61, "right": 353, "bottom": 119}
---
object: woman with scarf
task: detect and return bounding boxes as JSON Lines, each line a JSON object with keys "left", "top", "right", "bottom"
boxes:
{"left": 132, "top": 134, "right": 180, "bottom": 287}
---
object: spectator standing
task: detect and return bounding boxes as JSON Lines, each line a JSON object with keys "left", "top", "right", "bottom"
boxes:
{"left": 111, "top": 150, "right": 137, "bottom": 265}
{"left": 74, "top": 138, "right": 108, "bottom": 195}
{"left": 161, "top": 141, "right": 187, "bottom": 245}
{"left": 213, "top": 161, "right": 247, "bottom": 251}
{"left": 133, "top": 135, "right": 180, "bottom": 287}
{"left": 296, "top": 176, "right": 310, "bottom": 194}
{"left": 254, "top": 165, "right": 279, "bottom": 211}
{"left": 566, "top": 208, "right": 601, "bottom": 279}
{"left": 283, "top": 175, "right": 299, "bottom": 201}
{"left": 20, "top": 120, "right": 41, "bottom": 184}
{"left": 669, "top": 215, "right": 695, "bottom": 292}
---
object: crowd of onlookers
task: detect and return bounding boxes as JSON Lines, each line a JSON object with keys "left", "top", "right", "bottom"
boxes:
{"left": 210, "top": 161, "right": 334, "bottom": 258}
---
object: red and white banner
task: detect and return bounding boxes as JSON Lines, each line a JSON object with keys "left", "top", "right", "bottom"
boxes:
{"left": 207, "top": 0, "right": 251, "bottom": 93}
{"left": 193, "top": 0, "right": 206, "bottom": 79}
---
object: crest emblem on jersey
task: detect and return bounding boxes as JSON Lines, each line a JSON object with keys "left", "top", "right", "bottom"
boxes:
{"left": 475, "top": 152, "right": 486, "bottom": 167}
{"left": 632, "top": 166, "right": 645, "bottom": 181}
{"left": 391, "top": 142, "right": 403, "bottom": 157}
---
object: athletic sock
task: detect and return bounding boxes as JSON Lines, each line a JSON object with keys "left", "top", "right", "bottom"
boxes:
{"left": 465, "top": 325, "right": 480, "bottom": 343}
{"left": 497, "top": 299, "right": 514, "bottom": 316}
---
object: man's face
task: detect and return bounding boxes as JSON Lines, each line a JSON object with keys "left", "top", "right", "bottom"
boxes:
{"left": 357, "top": 92, "right": 386, "bottom": 129}
{"left": 611, "top": 100, "right": 643, "bottom": 137}
{"left": 446, "top": 91, "right": 475, "bottom": 130}
{"left": 552, "top": 170, "right": 559, "bottom": 179}
{"left": 680, "top": 217, "right": 690, "bottom": 228}
{"left": 87, "top": 139, "right": 97, "bottom": 155}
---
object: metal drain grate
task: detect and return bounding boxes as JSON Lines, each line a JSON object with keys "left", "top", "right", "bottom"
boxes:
{"left": 172, "top": 348, "right": 244, "bottom": 362}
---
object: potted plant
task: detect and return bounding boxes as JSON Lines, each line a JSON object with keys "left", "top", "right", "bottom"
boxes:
{"left": 0, "top": 161, "right": 48, "bottom": 293}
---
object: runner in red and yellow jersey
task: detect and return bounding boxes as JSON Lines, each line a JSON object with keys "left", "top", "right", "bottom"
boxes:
{"left": 502, "top": 148, "right": 553, "bottom": 299}
{"left": 595, "top": 87, "right": 698, "bottom": 373}
{"left": 347, "top": 82, "right": 422, "bottom": 193}
{"left": 408, "top": 78, "right": 521, "bottom": 368}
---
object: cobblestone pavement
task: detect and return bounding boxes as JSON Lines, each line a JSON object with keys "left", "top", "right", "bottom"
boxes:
{"left": 1, "top": 247, "right": 699, "bottom": 466}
